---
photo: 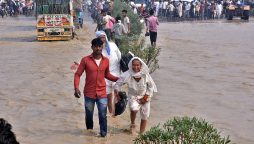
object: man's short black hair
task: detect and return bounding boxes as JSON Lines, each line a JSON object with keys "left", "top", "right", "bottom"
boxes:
{"left": 149, "top": 9, "right": 154, "bottom": 15}
{"left": 91, "top": 38, "right": 103, "bottom": 47}
{"left": 0, "top": 118, "right": 19, "bottom": 144}
{"left": 122, "top": 9, "right": 127, "bottom": 13}
{"left": 115, "top": 16, "right": 121, "bottom": 22}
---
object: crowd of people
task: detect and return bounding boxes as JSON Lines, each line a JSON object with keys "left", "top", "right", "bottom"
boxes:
{"left": 155, "top": 0, "right": 252, "bottom": 20}
{"left": 0, "top": 0, "right": 34, "bottom": 18}
{"left": 127, "top": 0, "right": 254, "bottom": 21}
{"left": 153, "top": 0, "right": 227, "bottom": 20}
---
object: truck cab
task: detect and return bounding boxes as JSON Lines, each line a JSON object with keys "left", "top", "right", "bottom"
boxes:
{"left": 36, "top": 0, "right": 74, "bottom": 41}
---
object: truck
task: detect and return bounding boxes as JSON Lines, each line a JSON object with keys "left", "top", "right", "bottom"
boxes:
{"left": 36, "top": 0, "right": 75, "bottom": 41}
{"left": 226, "top": 0, "right": 251, "bottom": 20}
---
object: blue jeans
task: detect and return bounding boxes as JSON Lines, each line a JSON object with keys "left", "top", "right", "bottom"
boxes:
{"left": 85, "top": 96, "right": 108, "bottom": 137}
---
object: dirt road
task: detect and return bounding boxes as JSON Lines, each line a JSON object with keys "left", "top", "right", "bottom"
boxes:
{"left": 0, "top": 16, "right": 254, "bottom": 144}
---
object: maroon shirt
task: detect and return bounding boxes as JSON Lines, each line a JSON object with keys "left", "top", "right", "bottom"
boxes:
{"left": 147, "top": 16, "right": 159, "bottom": 32}
{"left": 74, "top": 54, "right": 118, "bottom": 99}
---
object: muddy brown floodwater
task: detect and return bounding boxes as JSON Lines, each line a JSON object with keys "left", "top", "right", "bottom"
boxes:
{"left": 0, "top": 16, "right": 254, "bottom": 144}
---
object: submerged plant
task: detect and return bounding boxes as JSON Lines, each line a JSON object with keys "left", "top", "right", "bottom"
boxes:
{"left": 134, "top": 117, "right": 231, "bottom": 144}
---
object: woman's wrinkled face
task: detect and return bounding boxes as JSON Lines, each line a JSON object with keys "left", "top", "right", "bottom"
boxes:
{"left": 132, "top": 59, "right": 142, "bottom": 73}
{"left": 100, "top": 35, "right": 106, "bottom": 43}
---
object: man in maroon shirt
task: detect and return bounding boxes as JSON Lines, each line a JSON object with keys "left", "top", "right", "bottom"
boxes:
{"left": 146, "top": 9, "right": 159, "bottom": 48}
{"left": 74, "top": 38, "right": 118, "bottom": 137}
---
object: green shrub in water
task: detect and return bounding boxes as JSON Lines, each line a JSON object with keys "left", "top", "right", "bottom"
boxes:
{"left": 134, "top": 117, "right": 231, "bottom": 144}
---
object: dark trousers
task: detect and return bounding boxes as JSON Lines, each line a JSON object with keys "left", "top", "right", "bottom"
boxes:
{"left": 149, "top": 31, "right": 157, "bottom": 45}
{"left": 85, "top": 97, "right": 108, "bottom": 137}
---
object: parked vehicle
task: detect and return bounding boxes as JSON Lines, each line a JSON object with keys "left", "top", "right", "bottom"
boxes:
{"left": 36, "top": 0, "right": 75, "bottom": 41}
{"left": 226, "top": 0, "right": 250, "bottom": 20}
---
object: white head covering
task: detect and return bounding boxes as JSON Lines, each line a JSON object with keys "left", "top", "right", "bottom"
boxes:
{"left": 128, "top": 57, "right": 158, "bottom": 92}
{"left": 95, "top": 31, "right": 111, "bottom": 55}
{"left": 128, "top": 57, "right": 149, "bottom": 78}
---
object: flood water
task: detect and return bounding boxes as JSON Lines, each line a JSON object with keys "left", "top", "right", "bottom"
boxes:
{"left": 0, "top": 16, "right": 254, "bottom": 144}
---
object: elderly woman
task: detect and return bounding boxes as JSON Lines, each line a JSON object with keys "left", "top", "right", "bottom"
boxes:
{"left": 96, "top": 31, "right": 122, "bottom": 116}
{"left": 114, "top": 57, "right": 157, "bottom": 135}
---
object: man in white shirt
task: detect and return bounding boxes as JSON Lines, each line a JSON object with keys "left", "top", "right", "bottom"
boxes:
{"left": 122, "top": 9, "right": 130, "bottom": 33}
{"left": 162, "top": 0, "right": 168, "bottom": 17}
{"left": 216, "top": 2, "right": 223, "bottom": 19}
{"left": 159, "top": 0, "right": 163, "bottom": 17}
{"left": 129, "top": 0, "right": 138, "bottom": 14}
{"left": 185, "top": 2, "right": 190, "bottom": 18}
{"left": 154, "top": 0, "right": 160, "bottom": 16}
{"left": 178, "top": 1, "right": 183, "bottom": 18}
{"left": 167, "top": 2, "right": 174, "bottom": 20}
